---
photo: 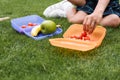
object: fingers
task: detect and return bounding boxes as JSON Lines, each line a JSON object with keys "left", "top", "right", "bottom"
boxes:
{"left": 83, "top": 17, "right": 88, "bottom": 32}
{"left": 84, "top": 16, "right": 91, "bottom": 31}
{"left": 88, "top": 21, "right": 96, "bottom": 34}
{"left": 83, "top": 16, "right": 97, "bottom": 34}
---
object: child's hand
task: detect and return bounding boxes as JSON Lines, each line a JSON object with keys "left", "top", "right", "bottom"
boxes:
{"left": 83, "top": 13, "right": 102, "bottom": 34}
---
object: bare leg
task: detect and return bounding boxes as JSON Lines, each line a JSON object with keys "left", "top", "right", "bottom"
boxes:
{"left": 68, "top": 0, "right": 86, "bottom": 6}
{"left": 100, "top": 14, "right": 120, "bottom": 27}
{"left": 66, "top": 8, "right": 87, "bottom": 24}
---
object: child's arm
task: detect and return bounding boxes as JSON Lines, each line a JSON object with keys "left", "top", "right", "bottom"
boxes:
{"left": 83, "top": 0, "right": 110, "bottom": 34}
{"left": 93, "top": 0, "right": 110, "bottom": 17}
{"left": 68, "top": 0, "right": 86, "bottom": 6}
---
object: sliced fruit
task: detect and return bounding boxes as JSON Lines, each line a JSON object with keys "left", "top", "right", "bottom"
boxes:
{"left": 21, "top": 25, "right": 27, "bottom": 28}
{"left": 31, "top": 25, "right": 41, "bottom": 36}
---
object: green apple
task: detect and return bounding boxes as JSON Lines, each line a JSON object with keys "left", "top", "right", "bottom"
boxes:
{"left": 41, "top": 20, "right": 57, "bottom": 34}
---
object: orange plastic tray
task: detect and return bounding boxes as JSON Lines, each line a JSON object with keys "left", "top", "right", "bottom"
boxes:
{"left": 49, "top": 24, "right": 106, "bottom": 51}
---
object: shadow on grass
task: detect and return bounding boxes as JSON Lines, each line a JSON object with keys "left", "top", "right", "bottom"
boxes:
{"left": 53, "top": 46, "right": 99, "bottom": 58}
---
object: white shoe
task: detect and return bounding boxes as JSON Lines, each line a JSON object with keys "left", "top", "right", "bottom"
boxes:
{"left": 50, "top": 9, "right": 66, "bottom": 17}
{"left": 43, "top": 0, "right": 74, "bottom": 18}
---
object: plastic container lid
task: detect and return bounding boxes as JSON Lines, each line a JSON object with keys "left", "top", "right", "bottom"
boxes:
{"left": 49, "top": 24, "right": 106, "bottom": 51}
{"left": 23, "top": 27, "right": 62, "bottom": 40}
{"left": 11, "top": 15, "right": 62, "bottom": 40}
{"left": 11, "top": 15, "right": 44, "bottom": 33}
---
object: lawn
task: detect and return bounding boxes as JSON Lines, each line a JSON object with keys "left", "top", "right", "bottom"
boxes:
{"left": 0, "top": 0, "right": 120, "bottom": 80}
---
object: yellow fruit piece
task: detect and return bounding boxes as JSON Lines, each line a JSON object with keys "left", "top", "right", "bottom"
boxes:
{"left": 31, "top": 25, "right": 41, "bottom": 36}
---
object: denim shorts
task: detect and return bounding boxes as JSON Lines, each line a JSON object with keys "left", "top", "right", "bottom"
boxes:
{"left": 77, "top": 0, "right": 120, "bottom": 17}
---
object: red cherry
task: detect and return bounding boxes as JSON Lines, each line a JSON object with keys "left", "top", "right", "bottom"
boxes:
{"left": 84, "top": 36, "right": 90, "bottom": 40}
{"left": 21, "top": 25, "right": 26, "bottom": 28}
{"left": 81, "top": 31, "right": 87, "bottom": 37}
{"left": 79, "top": 35, "right": 83, "bottom": 40}
{"left": 74, "top": 35, "right": 82, "bottom": 39}
{"left": 28, "top": 22, "right": 34, "bottom": 26}
{"left": 70, "top": 35, "right": 76, "bottom": 38}
{"left": 74, "top": 35, "right": 78, "bottom": 39}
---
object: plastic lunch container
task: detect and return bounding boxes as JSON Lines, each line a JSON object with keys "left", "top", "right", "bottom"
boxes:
{"left": 11, "top": 15, "right": 62, "bottom": 40}
{"left": 49, "top": 24, "right": 106, "bottom": 51}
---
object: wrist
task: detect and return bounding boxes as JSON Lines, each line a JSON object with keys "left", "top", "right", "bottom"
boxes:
{"left": 93, "top": 9, "right": 103, "bottom": 15}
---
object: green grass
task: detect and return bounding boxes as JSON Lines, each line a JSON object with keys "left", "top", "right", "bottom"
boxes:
{"left": 0, "top": 0, "right": 120, "bottom": 80}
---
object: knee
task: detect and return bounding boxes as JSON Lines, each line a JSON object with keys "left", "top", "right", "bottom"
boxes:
{"left": 100, "top": 17, "right": 120, "bottom": 27}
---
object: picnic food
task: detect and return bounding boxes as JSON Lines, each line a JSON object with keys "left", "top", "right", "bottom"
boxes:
{"left": 28, "top": 22, "right": 37, "bottom": 26}
{"left": 26, "top": 20, "right": 57, "bottom": 36}
{"left": 21, "top": 22, "right": 37, "bottom": 28}
{"left": 21, "top": 25, "right": 27, "bottom": 28}
{"left": 31, "top": 25, "right": 41, "bottom": 36}
{"left": 41, "top": 20, "right": 56, "bottom": 34}
{"left": 49, "top": 24, "right": 106, "bottom": 51}
{"left": 28, "top": 22, "right": 34, "bottom": 26}
{"left": 70, "top": 32, "right": 90, "bottom": 40}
